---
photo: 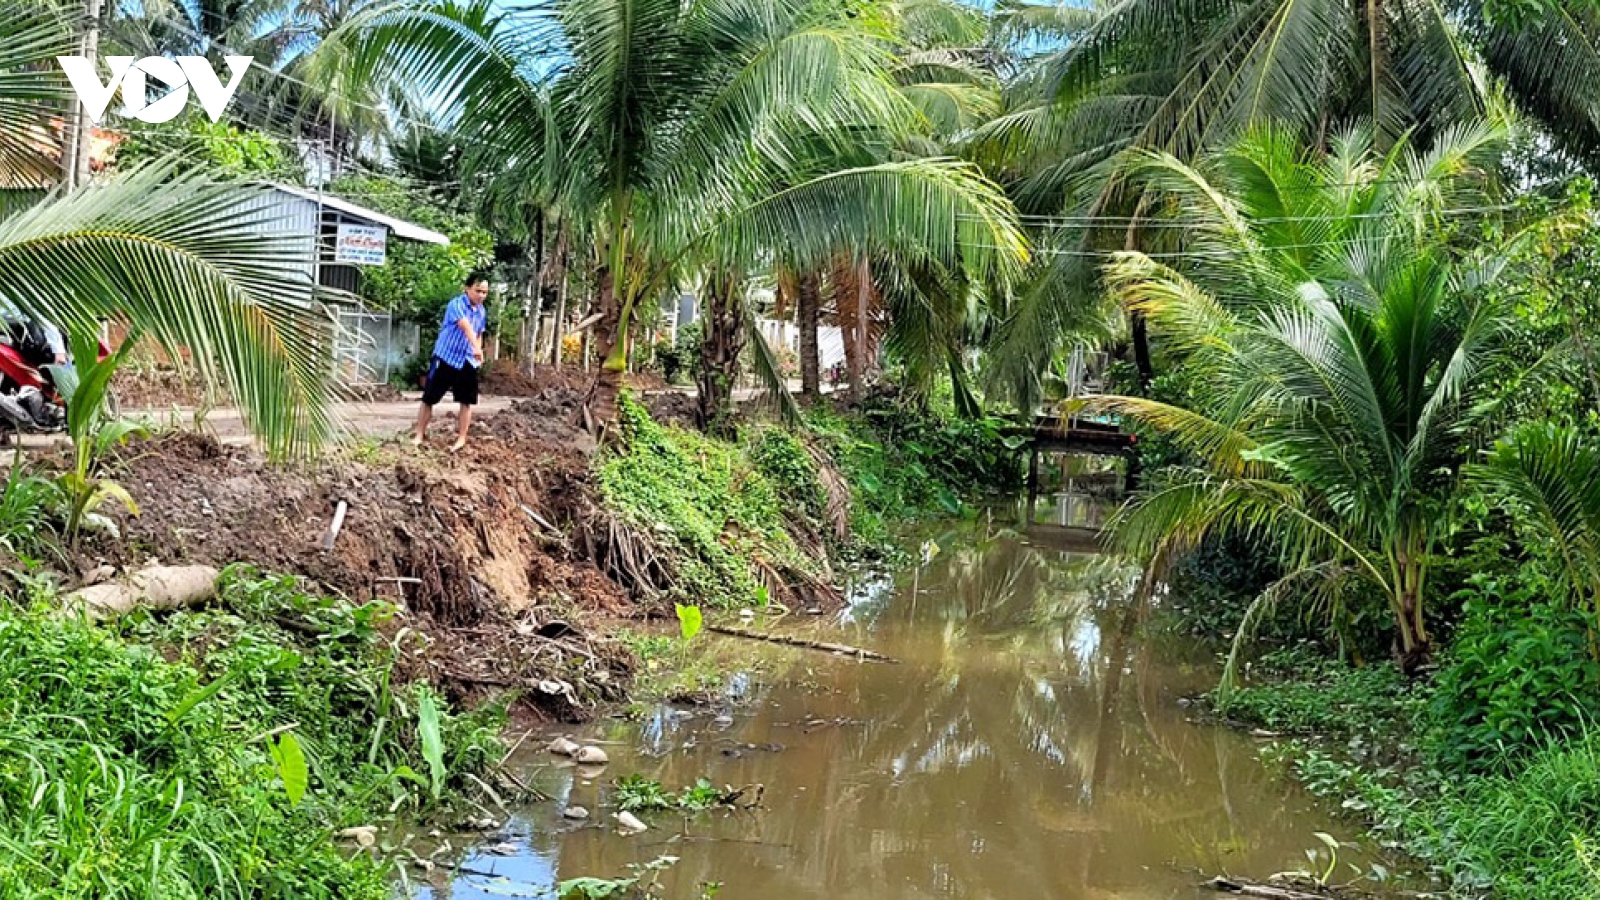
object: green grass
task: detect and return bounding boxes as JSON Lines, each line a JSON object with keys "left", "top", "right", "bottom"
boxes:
{"left": 1212, "top": 647, "right": 1423, "bottom": 745}
{"left": 1229, "top": 647, "right": 1600, "bottom": 897}
{"left": 596, "top": 395, "right": 823, "bottom": 609}
{"left": 0, "top": 565, "right": 503, "bottom": 899}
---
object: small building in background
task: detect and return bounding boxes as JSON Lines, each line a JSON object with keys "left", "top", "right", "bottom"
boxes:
{"left": 92, "top": 183, "right": 449, "bottom": 389}
{"left": 239, "top": 184, "right": 450, "bottom": 387}
{"left": 261, "top": 184, "right": 449, "bottom": 298}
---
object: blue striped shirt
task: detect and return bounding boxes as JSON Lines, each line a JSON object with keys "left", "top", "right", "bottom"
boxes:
{"left": 431, "top": 294, "right": 487, "bottom": 369}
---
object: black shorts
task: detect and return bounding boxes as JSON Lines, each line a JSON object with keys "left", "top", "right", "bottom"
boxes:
{"left": 422, "top": 357, "right": 479, "bottom": 406}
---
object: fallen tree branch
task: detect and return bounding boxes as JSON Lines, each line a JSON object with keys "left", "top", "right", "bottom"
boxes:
{"left": 61, "top": 565, "right": 220, "bottom": 622}
{"left": 1202, "top": 877, "right": 1338, "bottom": 899}
{"left": 705, "top": 625, "right": 897, "bottom": 663}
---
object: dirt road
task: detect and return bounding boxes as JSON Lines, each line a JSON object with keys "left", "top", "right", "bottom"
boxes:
{"left": 8, "top": 393, "right": 520, "bottom": 451}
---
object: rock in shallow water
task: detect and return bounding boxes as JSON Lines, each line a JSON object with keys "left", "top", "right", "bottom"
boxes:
{"left": 574, "top": 745, "right": 609, "bottom": 764}
{"left": 547, "top": 736, "right": 581, "bottom": 757}
{"left": 563, "top": 805, "right": 589, "bottom": 820}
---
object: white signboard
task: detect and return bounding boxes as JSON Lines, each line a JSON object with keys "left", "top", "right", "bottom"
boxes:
{"left": 334, "top": 224, "right": 387, "bottom": 266}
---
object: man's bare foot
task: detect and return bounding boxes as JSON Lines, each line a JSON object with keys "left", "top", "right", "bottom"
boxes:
{"left": 410, "top": 434, "right": 424, "bottom": 447}
{"left": 449, "top": 437, "right": 467, "bottom": 452}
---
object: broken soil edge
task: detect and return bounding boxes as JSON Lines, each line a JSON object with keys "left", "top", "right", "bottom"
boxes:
{"left": 90, "top": 386, "right": 847, "bottom": 723}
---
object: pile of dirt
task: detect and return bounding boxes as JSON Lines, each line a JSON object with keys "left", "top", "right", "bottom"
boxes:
{"left": 112, "top": 367, "right": 213, "bottom": 410}
{"left": 481, "top": 363, "right": 592, "bottom": 399}
{"left": 640, "top": 390, "right": 698, "bottom": 428}
{"left": 626, "top": 371, "right": 669, "bottom": 391}
{"left": 108, "top": 413, "right": 634, "bottom": 720}
{"left": 335, "top": 382, "right": 404, "bottom": 403}
{"left": 479, "top": 365, "right": 543, "bottom": 398}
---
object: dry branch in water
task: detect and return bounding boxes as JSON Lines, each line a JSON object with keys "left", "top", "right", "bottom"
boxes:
{"left": 1202, "top": 877, "right": 1340, "bottom": 900}
{"left": 706, "top": 624, "right": 897, "bottom": 662}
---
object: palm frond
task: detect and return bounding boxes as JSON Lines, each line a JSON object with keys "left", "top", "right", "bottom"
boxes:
{"left": 741, "top": 300, "right": 801, "bottom": 426}
{"left": 694, "top": 158, "right": 1027, "bottom": 284}
{"left": 1473, "top": 423, "right": 1600, "bottom": 604}
{"left": 0, "top": 0, "right": 73, "bottom": 190}
{"left": 0, "top": 166, "right": 336, "bottom": 457}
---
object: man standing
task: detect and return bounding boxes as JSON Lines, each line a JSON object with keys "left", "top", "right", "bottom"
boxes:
{"left": 413, "top": 272, "right": 490, "bottom": 451}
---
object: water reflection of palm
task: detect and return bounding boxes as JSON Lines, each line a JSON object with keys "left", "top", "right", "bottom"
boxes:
{"left": 468, "top": 526, "right": 1386, "bottom": 900}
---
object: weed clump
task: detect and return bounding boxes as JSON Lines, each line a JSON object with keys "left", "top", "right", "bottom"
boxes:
{"left": 803, "top": 400, "right": 1024, "bottom": 549}
{"left": 596, "top": 395, "right": 823, "bottom": 610}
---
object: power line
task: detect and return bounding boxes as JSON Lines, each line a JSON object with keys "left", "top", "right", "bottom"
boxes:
{"left": 147, "top": 13, "right": 511, "bottom": 151}
{"left": 977, "top": 203, "right": 1517, "bottom": 227}
{"left": 955, "top": 228, "right": 1491, "bottom": 260}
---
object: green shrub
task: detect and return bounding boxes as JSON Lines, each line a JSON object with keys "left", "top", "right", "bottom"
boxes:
{"left": 1426, "top": 574, "right": 1600, "bottom": 773}
{"left": 805, "top": 399, "right": 1024, "bottom": 547}
{"left": 748, "top": 427, "right": 824, "bottom": 522}
{"left": 0, "top": 456, "right": 64, "bottom": 562}
{"left": 1212, "top": 646, "right": 1421, "bottom": 743}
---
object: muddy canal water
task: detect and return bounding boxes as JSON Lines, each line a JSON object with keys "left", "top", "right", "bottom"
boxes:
{"left": 410, "top": 519, "right": 1397, "bottom": 899}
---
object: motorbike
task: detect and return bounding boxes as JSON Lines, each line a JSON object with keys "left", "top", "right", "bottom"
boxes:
{"left": 0, "top": 319, "right": 112, "bottom": 438}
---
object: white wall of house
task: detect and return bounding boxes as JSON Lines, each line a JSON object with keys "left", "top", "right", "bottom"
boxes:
{"left": 754, "top": 317, "right": 844, "bottom": 370}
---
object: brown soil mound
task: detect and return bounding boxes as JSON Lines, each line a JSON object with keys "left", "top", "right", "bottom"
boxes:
{"left": 481, "top": 363, "right": 591, "bottom": 399}
{"left": 110, "top": 403, "right": 635, "bottom": 720}
{"left": 113, "top": 367, "right": 212, "bottom": 409}
{"left": 641, "top": 390, "right": 698, "bottom": 428}
{"left": 479, "top": 365, "right": 541, "bottom": 398}
{"left": 335, "top": 382, "right": 404, "bottom": 402}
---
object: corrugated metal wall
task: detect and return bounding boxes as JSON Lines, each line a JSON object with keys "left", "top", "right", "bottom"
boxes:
{"left": 233, "top": 188, "right": 320, "bottom": 301}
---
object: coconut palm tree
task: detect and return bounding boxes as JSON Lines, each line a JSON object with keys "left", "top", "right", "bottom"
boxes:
{"left": 322, "top": 0, "right": 1026, "bottom": 426}
{"left": 1474, "top": 424, "right": 1600, "bottom": 618}
{"left": 1096, "top": 122, "right": 1526, "bottom": 676}
{"left": 2, "top": 0, "right": 335, "bottom": 456}
{"left": 974, "top": 0, "right": 1600, "bottom": 410}
{"left": 1047, "top": 0, "right": 1600, "bottom": 165}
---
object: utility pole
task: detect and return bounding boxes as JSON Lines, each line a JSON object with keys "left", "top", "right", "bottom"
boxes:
{"left": 60, "top": 0, "right": 105, "bottom": 191}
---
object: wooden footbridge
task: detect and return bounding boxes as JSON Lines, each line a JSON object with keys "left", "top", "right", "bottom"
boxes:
{"left": 1013, "top": 350, "right": 1141, "bottom": 515}
{"left": 1011, "top": 413, "right": 1139, "bottom": 500}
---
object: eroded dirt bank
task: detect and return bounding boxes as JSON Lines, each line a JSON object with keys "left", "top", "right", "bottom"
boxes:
{"left": 97, "top": 383, "right": 694, "bottom": 721}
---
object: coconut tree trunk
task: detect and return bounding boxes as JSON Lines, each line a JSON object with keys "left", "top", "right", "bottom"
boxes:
{"left": 774, "top": 267, "right": 795, "bottom": 321}
{"left": 1130, "top": 311, "right": 1154, "bottom": 393}
{"left": 584, "top": 266, "right": 623, "bottom": 427}
{"left": 696, "top": 270, "right": 745, "bottom": 432}
{"left": 1124, "top": 213, "right": 1155, "bottom": 394}
{"left": 1391, "top": 545, "right": 1429, "bottom": 673}
{"left": 549, "top": 265, "right": 569, "bottom": 367}
{"left": 798, "top": 270, "right": 822, "bottom": 397}
{"left": 833, "top": 258, "right": 878, "bottom": 401}
{"left": 520, "top": 261, "right": 543, "bottom": 377}
{"left": 62, "top": 0, "right": 105, "bottom": 191}
{"left": 851, "top": 258, "right": 871, "bottom": 400}
{"left": 520, "top": 218, "right": 546, "bottom": 376}
{"left": 538, "top": 229, "right": 568, "bottom": 370}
